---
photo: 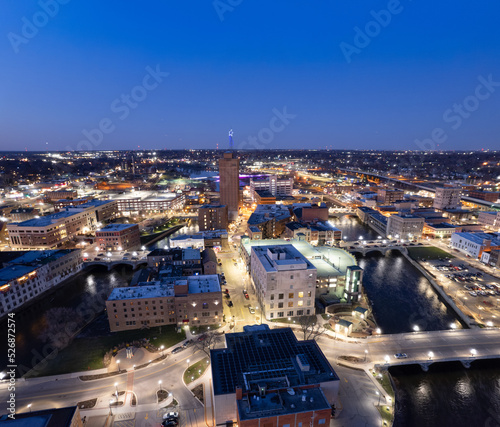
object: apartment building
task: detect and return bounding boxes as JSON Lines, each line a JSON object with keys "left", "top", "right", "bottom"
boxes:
{"left": 95, "top": 223, "right": 141, "bottom": 251}
{"left": 198, "top": 204, "right": 228, "bottom": 231}
{"left": 0, "top": 249, "right": 82, "bottom": 318}
{"left": 250, "top": 245, "right": 316, "bottom": 320}
{"left": 433, "top": 186, "right": 462, "bottom": 209}
{"left": 247, "top": 204, "right": 291, "bottom": 239}
{"left": 386, "top": 214, "right": 425, "bottom": 239}
{"left": 211, "top": 325, "right": 338, "bottom": 426}
{"left": 106, "top": 274, "right": 222, "bottom": 331}
{"left": 10, "top": 208, "right": 37, "bottom": 222}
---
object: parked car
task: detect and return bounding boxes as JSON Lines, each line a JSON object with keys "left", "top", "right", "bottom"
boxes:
{"left": 163, "top": 412, "right": 179, "bottom": 420}
{"left": 248, "top": 306, "right": 256, "bottom": 314}
{"left": 394, "top": 353, "right": 408, "bottom": 359}
{"left": 182, "top": 339, "right": 192, "bottom": 348}
{"left": 171, "top": 346, "right": 184, "bottom": 354}
{"left": 227, "top": 300, "right": 234, "bottom": 307}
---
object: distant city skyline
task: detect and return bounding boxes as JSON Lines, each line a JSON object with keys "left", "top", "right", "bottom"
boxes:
{"left": 1, "top": 1, "right": 499, "bottom": 152}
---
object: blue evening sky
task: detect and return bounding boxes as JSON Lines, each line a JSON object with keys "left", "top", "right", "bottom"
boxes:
{"left": 1, "top": 1, "right": 499, "bottom": 151}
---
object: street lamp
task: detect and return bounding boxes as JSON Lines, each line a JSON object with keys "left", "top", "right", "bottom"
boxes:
{"left": 375, "top": 328, "right": 382, "bottom": 335}
{"left": 364, "top": 349, "right": 368, "bottom": 362}
{"left": 27, "top": 404, "right": 32, "bottom": 413}
{"left": 114, "top": 382, "right": 118, "bottom": 397}
{"left": 470, "top": 348, "right": 477, "bottom": 357}
{"left": 109, "top": 399, "right": 114, "bottom": 416}
{"left": 158, "top": 380, "right": 163, "bottom": 391}
{"left": 450, "top": 323, "right": 457, "bottom": 329}
{"left": 116, "top": 359, "right": 120, "bottom": 372}
{"left": 413, "top": 325, "right": 420, "bottom": 332}
{"left": 376, "top": 391, "right": 381, "bottom": 406}
{"left": 160, "top": 345, "right": 164, "bottom": 356}
{"left": 384, "top": 355, "right": 390, "bottom": 364}
{"left": 428, "top": 351, "right": 434, "bottom": 360}
{"left": 187, "top": 359, "right": 190, "bottom": 369}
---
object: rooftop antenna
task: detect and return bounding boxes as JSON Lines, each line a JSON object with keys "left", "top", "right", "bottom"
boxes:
{"left": 229, "top": 129, "right": 234, "bottom": 149}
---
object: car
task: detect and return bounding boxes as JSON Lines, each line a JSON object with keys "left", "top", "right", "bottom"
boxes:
{"left": 227, "top": 300, "right": 234, "bottom": 307}
{"left": 163, "top": 412, "right": 179, "bottom": 420}
{"left": 197, "top": 334, "right": 206, "bottom": 342}
{"left": 225, "top": 288, "right": 229, "bottom": 294}
{"left": 98, "top": 253, "right": 104, "bottom": 256}
{"left": 218, "top": 262, "right": 222, "bottom": 266}
{"left": 394, "top": 353, "right": 408, "bottom": 359}
{"left": 248, "top": 306, "right": 255, "bottom": 314}
{"left": 94, "top": 257, "right": 101, "bottom": 261}
{"left": 122, "top": 257, "right": 129, "bottom": 260}
{"left": 171, "top": 346, "right": 184, "bottom": 354}
{"left": 182, "top": 339, "right": 192, "bottom": 348}
{"left": 234, "top": 263, "right": 238, "bottom": 266}
{"left": 162, "top": 420, "right": 178, "bottom": 427}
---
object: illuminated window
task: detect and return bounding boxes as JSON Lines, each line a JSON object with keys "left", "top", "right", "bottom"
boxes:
{"left": 298, "top": 292, "right": 304, "bottom": 298}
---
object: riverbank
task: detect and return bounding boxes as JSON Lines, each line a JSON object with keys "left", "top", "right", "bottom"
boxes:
{"left": 140, "top": 223, "right": 186, "bottom": 247}
{"left": 400, "top": 251, "right": 474, "bottom": 329}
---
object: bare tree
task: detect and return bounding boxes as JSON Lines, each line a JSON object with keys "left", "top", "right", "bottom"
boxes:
{"left": 297, "top": 315, "right": 327, "bottom": 341}
{"left": 191, "top": 331, "right": 223, "bottom": 357}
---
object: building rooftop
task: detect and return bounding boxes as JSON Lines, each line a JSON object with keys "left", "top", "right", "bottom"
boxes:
{"left": 211, "top": 326, "right": 339, "bottom": 396}
{"left": 248, "top": 204, "right": 291, "bottom": 225}
{"left": 0, "top": 405, "right": 79, "bottom": 426}
{"left": 97, "top": 223, "right": 137, "bottom": 232}
{"left": 13, "top": 210, "right": 79, "bottom": 227}
{"left": 187, "top": 274, "right": 221, "bottom": 293}
{"left": 242, "top": 238, "right": 356, "bottom": 276}
{"left": 237, "top": 387, "right": 330, "bottom": 420}
{"left": 147, "top": 248, "right": 201, "bottom": 261}
{"left": 107, "top": 283, "right": 175, "bottom": 300}
{"left": 252, "top": 245, "right": 314, "bottom": 273}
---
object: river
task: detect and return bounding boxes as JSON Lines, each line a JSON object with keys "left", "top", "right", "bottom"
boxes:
{"left": 329, "top": 216, "right": 500, "bottom": 426}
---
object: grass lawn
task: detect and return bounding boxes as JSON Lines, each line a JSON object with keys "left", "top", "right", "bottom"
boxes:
{"left": 373, "top": 371, "right": 395, "bottom": 400}
{"left": 407, "top": 246, "right": 455, "bottom": 261}
{"left": 183, "top": 357, "right": 210, "bottom": 385}
{"left": 25, "top": 325, "right": 185, "bottom": 378}
{"left": 189, "top": 324, "right": 220, "bottom": 335}
{"left": 140, "top": 224, "right": 184, "bottom": 245}
{"left": 377, "top": 405, "right": 393, "bottom": 426}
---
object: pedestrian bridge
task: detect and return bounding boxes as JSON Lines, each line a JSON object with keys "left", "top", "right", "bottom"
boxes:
{"left": 367, "top": 328, "right": 500, "bottom": 372}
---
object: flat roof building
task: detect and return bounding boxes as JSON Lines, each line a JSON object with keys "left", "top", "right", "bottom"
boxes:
{"left": 211, "top": 325, "right": 338, "bottom": 426}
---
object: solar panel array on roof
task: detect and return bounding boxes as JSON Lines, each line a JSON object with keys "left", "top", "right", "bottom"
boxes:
{"left": 211, "top": 327, "right": 338, "bottom": 395}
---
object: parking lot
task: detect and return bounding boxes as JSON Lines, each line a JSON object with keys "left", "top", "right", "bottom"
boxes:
{"left": 424, "top": 258, "right": 500, "bottom": 327}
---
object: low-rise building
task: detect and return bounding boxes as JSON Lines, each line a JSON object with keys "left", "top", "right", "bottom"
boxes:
{"left": 468, "top": 191, "right": 500, "bottom": 203}
{"left": 202, "top": 248, "right": 217, "bottom": 275}
{"left": 211, "top": 325, "right": 338, "bottom": 426}
{"left": 0, "top": 249, "right": 82, "bottom": 318}
{"left": 106, "top": 274, "right": 222, "bottom": 331}
{"left": 293, "top": 203, "right": 329, "bottom": 223}
{"left": 96, "top": 223, "right": 140, "bottom": 251}
{"left": 450, "top": 232, "right": 500, "bottom": 258}
{"left": 10, "top": 207, "right": 37, "bottom": 222}
{"left": 0, "top": 405, "right": 83, "bottom": 426}
{"left": 423, "top": 222, "right": 456, "bottom": 239}
{"left": 169, "top": 230, "right": 228, "bottom": 251}
{"left": 147, "top": 248, "right": 202, "bottom": 274}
